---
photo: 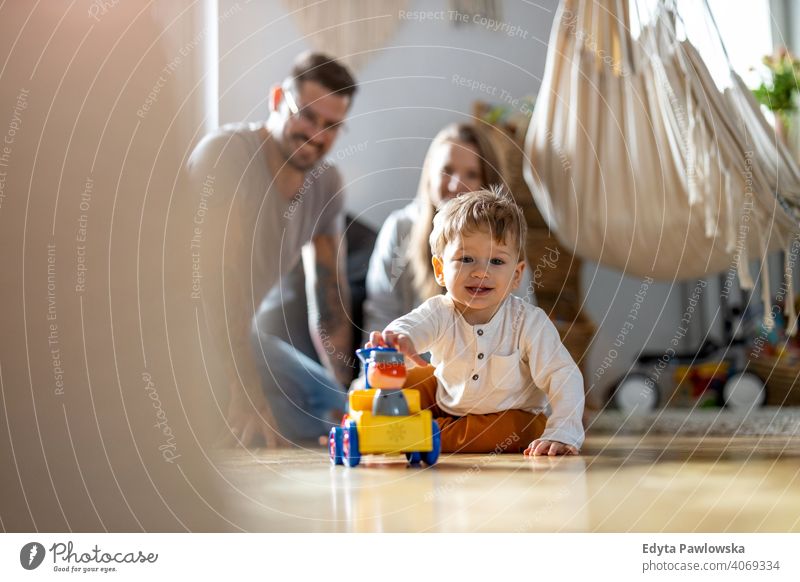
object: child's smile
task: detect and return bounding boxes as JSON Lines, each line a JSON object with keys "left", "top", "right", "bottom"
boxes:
{"left": 465, "top": 284, "right": 493, "bottom": 296}
{"left": 432, "top": 229, "right": 525, "bottom": 324}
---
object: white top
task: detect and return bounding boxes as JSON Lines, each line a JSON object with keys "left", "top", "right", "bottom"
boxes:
{"left": 386, "top": 294, "right": 585, "bottom": 448}
{"left": 363, "top": 202, "right": 421, "bottom": 334}
{"left": 365, "top": 201, "right": 537, "bottom": 336}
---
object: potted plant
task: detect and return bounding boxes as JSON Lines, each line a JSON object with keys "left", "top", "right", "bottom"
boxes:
{"left": 752, "top": 46, "right": 800, "bottom": 146}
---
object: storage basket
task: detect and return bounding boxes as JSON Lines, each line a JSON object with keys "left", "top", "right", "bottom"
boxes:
{"left": 748, "top": 355, "right": 800, "bottom": 406}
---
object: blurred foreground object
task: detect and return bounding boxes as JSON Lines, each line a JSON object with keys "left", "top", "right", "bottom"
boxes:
{"left": 0, "top": 1, "right": 227, "bottom": 531}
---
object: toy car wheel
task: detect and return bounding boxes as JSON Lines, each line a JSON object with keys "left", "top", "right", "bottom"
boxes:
{"left": 612, "top": 373, "right": 660, "bottom": 414}
{"left": 421, "top": 421, "right": 441, "bottom": 466}
{"left": 342, "top": 422, "right": 360, "bottom": 467}
{"left": 329, "top": 427, "right": 344, "bottom": 465}
{"left": 405, "top": 452, "right": 421, "bottom": 465}
{"left": 724, "top": 372, "right": 766, "bottom": 410}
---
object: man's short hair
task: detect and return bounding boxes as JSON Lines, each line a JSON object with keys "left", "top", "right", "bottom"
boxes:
{"left": 429, "top": 189, "right": 527, "bottom": 259}
{"left": 290, "top": 51, "right": 357, "bottom": 100}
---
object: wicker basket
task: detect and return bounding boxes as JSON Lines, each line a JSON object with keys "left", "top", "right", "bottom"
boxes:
{"left": 748, "top": 355, "right": 800, "bottom": 406}
{"left": 473, "top": 100, "right": 596, "bottom": 397}
{"left": 526, "top": 229, "right": 582, "bottom": 321}
{"left": 472, "top": 101, "right": 548, "bottom": 227}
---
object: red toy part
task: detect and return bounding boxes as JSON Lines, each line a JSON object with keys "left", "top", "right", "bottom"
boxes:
{"left": 367, "top": 362, "right": 407, "bottom": 389}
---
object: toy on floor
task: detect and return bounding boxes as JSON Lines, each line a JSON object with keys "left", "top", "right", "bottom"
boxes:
{"left": 329, "top": 347, "right": 440, "bottom": 467}
{"left": 612, "top": 340, "right": 766, "bottom": 412}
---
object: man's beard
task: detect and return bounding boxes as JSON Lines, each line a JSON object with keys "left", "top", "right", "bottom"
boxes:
{"left": 280, "top": 132, "right": 324, "bottom": 171}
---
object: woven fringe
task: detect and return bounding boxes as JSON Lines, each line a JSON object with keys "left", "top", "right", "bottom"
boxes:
{"left": 784, "top": 234, "right": 798, "bottom": 336}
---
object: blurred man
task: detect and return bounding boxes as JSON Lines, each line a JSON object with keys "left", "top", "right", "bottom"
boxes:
{"left": 187, "top": 52, "right": 357, "bottom": 447}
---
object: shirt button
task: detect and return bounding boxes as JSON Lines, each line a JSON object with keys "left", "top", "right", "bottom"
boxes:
{"left": 477, "top": 329, "right": 484, "bottom": 336}
{"left": 472, "top": 374, "right": 479, "bottom": 381}
{"left": 477, "top": 353, "right": 484, "bottom": 359}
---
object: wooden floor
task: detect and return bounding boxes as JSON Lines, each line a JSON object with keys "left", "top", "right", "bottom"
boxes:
{"left": 218, "top": 435, "right": 800, "bottom": 532}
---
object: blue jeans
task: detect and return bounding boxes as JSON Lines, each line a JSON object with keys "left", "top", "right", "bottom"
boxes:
{"left": 250, "top": 331, "right": 347, "bottom": 443}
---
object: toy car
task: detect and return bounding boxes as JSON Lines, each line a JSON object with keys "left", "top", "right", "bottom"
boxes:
{"left": 329, "top": 347, "right": 441, "bottom": 467}
{"left": 611, "top": 339, "right": 766, "bottom": 412}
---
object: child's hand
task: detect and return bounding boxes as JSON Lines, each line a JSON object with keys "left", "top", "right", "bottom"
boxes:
{"left": 524, "top": 439, "right": 579, "bottom": 456}
{"left": 366, "top": 330, "right": 428, "bottom": 367}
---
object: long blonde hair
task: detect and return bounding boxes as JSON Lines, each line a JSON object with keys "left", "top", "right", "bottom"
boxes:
{"left": 408, "top": 123, "right": 505, "bottom": 301}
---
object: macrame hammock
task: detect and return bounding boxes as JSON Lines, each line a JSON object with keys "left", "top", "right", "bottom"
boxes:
{"left": 523, "top": 0, "right": 800, "bottom": 333}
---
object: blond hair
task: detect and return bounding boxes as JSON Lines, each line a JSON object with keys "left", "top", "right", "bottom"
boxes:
{"left": 408, "top": 123, "right": 505, "bottom": 301}
{"left": 429, "top": 188, "right": 527, "bottom": 259}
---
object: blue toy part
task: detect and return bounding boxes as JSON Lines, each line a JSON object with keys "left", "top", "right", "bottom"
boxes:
{"left": 329, "top": 426, "right": 343, "bottom": 465}
{"left": 405, "top": 451, "right": 422, "bottom": 465}
{"left": 421, "top": 421, "right": 441, "bottom": 466}
{"left": 356, "top": 346, "right": 401, "bottom": 389}
{"left": 343, "top": 421, "right": 361, "bottom": 467}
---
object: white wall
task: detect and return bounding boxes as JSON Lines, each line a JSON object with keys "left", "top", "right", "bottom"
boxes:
{"left": 217, "top": 0, "right": 557, "bottom": 226}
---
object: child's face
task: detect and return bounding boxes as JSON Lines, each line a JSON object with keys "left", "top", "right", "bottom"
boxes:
{"left": 432, "top": 229, "right": 525, "bottom": 321}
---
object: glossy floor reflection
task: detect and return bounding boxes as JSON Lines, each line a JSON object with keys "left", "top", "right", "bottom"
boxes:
{"left": 218, "top": 435, "right": 800, "bottom": 532}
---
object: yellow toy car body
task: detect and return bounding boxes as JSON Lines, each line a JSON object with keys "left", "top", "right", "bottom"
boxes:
{"left": 346, "top": 388, "right": 434, "bottom": 455}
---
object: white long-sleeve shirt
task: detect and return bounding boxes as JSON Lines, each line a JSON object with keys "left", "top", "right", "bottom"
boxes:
{"left": 386, "top": 293, "right": 585, "bottom": 448}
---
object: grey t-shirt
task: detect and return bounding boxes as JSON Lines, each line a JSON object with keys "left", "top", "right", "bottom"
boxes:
{"left": 188, "top": 122, "right": 343, "bottom": 293}
{"left": 186, "top": 122, "right": 343, "bottom": 392}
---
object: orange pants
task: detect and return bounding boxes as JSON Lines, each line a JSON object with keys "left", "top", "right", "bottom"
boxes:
{"left": 403, "top": 365, "right": 546, "bottom": 453}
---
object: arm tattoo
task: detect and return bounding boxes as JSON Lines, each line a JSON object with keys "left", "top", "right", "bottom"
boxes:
{"left": 314, "top": 260, "right": 346, "bottom": 332}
